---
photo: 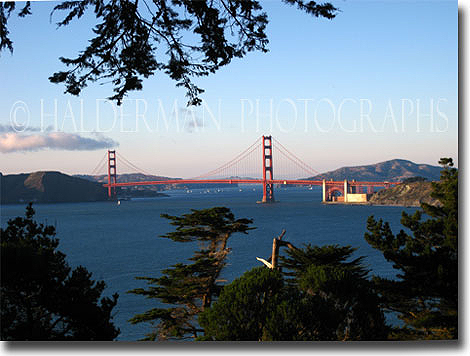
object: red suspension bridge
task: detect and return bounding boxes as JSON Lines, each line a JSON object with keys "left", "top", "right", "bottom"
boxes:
{"left": 96, "top": 136, "right": 398, "bottom": 203}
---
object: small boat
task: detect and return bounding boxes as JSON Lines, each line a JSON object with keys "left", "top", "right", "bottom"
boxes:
{"left": 117, "top": 200, "right": 121, "bottom": 205}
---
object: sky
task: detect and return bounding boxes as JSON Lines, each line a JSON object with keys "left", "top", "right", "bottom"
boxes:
{"left": 0, "top": 0, "right": 458, "bottom": 178}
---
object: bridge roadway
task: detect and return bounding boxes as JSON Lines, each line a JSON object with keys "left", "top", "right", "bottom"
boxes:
{"left": 103, "top": 179, "right": 395, "bottom": 188}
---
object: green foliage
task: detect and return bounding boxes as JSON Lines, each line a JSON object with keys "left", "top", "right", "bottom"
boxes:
{"left": 280, "top": 244, "right": 368, "bottom": 283}
{"left": 160, "top": 206, "right": 254, "bottom": 243}
{"left": 281, "top": 244, "right": 388, "bottom": 340}
{"left": 364, "top": 158, "right": 458, "bottom": 339}
{"left": 1, "top": 1, "right": 337, "bottom": 105}
{"left": 0, "top": 203, "right": 119, "bottom": 340}
{"left": 198, "top": 267, "right": 287, "bottom": 341}
{"left": 128, "top": 207, "right": 254, "bottom": 340}
{"left": 199, "top": 266, "right": 347, "bottom": 341}
{"left": 199, "top": 244, "right": 388, "bottom": 341}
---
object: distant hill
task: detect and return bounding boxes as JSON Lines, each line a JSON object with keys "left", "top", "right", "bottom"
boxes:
{"left": 76, "top": 173, "right": 238, "bottom": 189}
{"left": 76, "top": 173, "right": 178, "bottom": 185}
{"left": 1, "top": 171, "right": 108, "bottom": 204}
{"left": 368, "top": 181, "right": 440, "bottom": 207}
{"left": 308, "top": 159, "right": 441, "bottom": 182}
{"left": 76, "top": 173, "right": 178, "bottom": 192}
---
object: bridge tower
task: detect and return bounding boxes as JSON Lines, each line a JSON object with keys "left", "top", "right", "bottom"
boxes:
{"left": 261, "top": 135, "right": 275, "bottom": 203}
{"left": 107, "top": 150, "right": 117, "bottom": 198}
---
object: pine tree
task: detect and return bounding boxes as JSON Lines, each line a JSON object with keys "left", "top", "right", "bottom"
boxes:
{"left": 280, "top": 244, "right": 388, "bottom": 340}
{"left": 364, "top": 158, "right": 458, "bottom": 339}
{"left": 198, "top": 267, "right": 289, "bottom": 341}
{"left": 199, "top": 244, "right": 388, "bottom": 341}
{"left": 128, "top": 207, "right": 254, "bottom": 340}
{"left": 1, "top": 203, "right": 119, "bottom": 340}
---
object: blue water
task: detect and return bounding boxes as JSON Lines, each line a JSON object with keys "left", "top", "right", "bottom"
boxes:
{"left": 0, "top": 186, "right": 416, "bottom": 340}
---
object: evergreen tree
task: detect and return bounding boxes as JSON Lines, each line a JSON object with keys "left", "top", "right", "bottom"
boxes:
{"left": 128, "top": 207, "right": 254, "bottom": 340}
{"left": 199, "top": 244, "right": 388, "bottom": 341}
{"left": 281, "top": 244, "right": 388, "bottom": 340}
{"left": 364, "top": 158, "right": 458, "bottom": 339}
{"left": 198, "top": 267, "right": 289, "bottom": 341}
{"left": 1, "top": 203, "right": 119, "bottom": 340}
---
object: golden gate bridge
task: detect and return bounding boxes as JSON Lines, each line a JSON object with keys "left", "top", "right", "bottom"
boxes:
{"left": 93, "top": 136, "right": 397, "bottom": 203}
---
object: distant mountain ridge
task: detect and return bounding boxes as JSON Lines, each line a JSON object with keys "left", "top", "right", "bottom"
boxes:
{"left": 308, "top": 159, "right": 442, "bottom": 182}
{"left": 1, "top": 171, "right": 108, "bottom": 204}
{"left": 76, "top": 173, "right": 179, "bottom": 184}
{"left": 76, "top": 173, "right": 179, "bottom": 192}
{"left": 76, "top": 173, "right": 238, "bottom": 189}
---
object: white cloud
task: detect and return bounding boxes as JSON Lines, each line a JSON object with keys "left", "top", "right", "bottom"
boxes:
{"left": 0, "top": 132, "right": 118, "bottom": 153}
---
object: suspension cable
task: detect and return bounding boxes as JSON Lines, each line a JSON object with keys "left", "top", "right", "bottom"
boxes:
{"left": 273, "top": 138, "right": 320, "bottom": 176}
{"left": 192, "top": 136, "right": 262, "bottom": 179}
{"left": 116, "top": 152, "right": 154, "bottom": 176}
{"left": 91, "top": 152, "right": 108, "bottom": 176}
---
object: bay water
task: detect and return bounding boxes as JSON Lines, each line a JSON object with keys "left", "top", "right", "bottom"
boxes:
{"left": 0, "top": 186, "right": 417, "bottom": 340}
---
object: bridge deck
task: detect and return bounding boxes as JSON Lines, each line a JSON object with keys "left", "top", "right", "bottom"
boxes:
{"left": 103, "top": 179, "right": 398, "bottom": 188}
